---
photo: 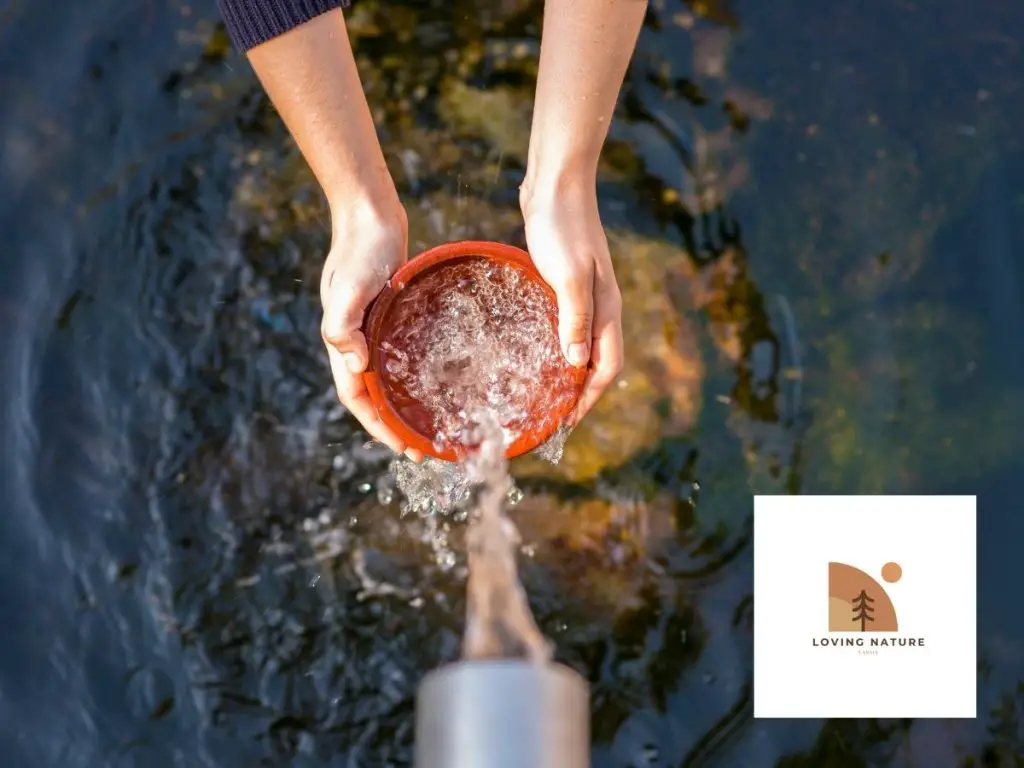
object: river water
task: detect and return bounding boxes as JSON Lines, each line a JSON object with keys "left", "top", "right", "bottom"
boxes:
{"left": 1, "top": 0, "right": 1022, "bottom": 765}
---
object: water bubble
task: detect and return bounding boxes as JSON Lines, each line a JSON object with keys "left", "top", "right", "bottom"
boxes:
{"left": 358, "top": 482, "right": 372, "bottom": 493}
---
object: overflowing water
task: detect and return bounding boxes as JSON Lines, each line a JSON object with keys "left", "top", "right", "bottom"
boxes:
{"left": 379, "top": 256, "right": 576, "bottom": 660}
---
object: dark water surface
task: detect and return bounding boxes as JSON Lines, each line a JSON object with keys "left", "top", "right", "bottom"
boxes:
{"left": 2, "top": 0, "right": 1023, "bottom": 765}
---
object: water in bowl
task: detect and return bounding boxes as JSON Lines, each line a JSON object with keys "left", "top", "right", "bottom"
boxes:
{"left": 378, "top": 256, "right": 578, "bottom": 456}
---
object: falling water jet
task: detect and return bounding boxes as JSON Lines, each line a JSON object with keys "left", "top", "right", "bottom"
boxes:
{"left": 460, "top": 420, "right": 550, "bottom": 662}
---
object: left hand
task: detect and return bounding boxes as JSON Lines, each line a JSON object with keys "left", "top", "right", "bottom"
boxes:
{"left": 522, "top": 185, "right": 624, "bottom": 422}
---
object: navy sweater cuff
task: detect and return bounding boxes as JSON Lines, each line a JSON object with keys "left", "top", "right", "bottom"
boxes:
{"left": 218, "top": 0, "right": 351, "bottom": 52}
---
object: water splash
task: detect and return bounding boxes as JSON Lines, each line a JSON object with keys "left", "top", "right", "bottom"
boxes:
{"left": 392, "top": 456, "right": 474, "bottom": 518}
{"left": 389, "top": 423, "right": 567, "bottom": 521}
{"left": 533, "top": 423, "right": 574, "bottom": 465}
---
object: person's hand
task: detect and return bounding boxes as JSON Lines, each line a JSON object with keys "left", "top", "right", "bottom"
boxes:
{"left": 522, "top": 185, "right": 624, "bottom": 422}
{"left": 320, "top": 201, "right": 425, "bottom": 462}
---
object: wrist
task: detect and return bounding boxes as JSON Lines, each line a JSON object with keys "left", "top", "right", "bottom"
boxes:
{"left": 330, "top": 185, "right": 407, "bottom": 243}
{"left": 327, "top": 168, "right": 405, "bottom": 230}
{"left": 325, "top": 154, "right": 400, "bottom": 214}
{"left": 519, "top": 162, "right": 598, "bottom": 221}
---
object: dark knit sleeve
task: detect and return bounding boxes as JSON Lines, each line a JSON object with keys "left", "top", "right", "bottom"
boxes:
{"left": 218, "top": 0, "right": 352, "bottom": 52}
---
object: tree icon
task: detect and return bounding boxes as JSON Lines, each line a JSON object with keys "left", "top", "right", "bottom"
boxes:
{"left": 851, "top": 589, "right": 875, "bottom": 631}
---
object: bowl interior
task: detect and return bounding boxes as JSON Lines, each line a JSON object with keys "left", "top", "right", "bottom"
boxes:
{"left": 362, "top": 245, "right": 586, "bottom": 461}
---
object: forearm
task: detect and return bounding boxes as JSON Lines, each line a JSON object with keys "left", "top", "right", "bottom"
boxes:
{"left": 232, "top": 6, "right": 398, "bottom": 221}
{"left": 523, "top": 0, "right": 647, "bottom": 204}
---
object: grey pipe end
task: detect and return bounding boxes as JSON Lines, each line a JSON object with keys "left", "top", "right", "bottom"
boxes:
{"left": 415, "top": 660, "right": 590, "bottom": 768}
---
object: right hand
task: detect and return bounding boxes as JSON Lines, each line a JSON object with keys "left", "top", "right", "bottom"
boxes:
{"left": 320, "top": 201, "right": 424, "bottom": 462}
{"left": 521, "top": 180, "right": 624, "bottom": 423}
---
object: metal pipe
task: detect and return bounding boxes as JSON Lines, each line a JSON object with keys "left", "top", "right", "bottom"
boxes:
{"left": 414, "top": 660, "right": 590, "bottom": 768}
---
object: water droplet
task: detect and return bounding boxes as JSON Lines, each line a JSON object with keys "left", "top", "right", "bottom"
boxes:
{"left": 436, "top": 550, "right": 456, "bottom": 571}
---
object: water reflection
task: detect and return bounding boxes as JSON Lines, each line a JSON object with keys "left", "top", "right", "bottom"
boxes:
{"left": 1, "top": 0, "right": 1022, "bottom": 765}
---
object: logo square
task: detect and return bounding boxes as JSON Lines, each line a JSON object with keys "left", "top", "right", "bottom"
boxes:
{"left": 753, "top": 495, "right": 977, "bottom": 719}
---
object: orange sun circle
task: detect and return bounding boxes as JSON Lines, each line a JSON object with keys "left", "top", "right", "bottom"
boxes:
{"left": 881, "top": 562, "right": 902, "bottom": 583}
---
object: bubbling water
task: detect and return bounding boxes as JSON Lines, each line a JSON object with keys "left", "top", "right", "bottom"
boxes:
{"left": 377, "top": 256, "right": 579, "bottom": 455}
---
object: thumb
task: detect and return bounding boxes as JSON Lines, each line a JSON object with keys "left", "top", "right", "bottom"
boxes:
{"left": 551, "top": 270, "right": 594, "bottom": 368}
{"left": 322, "top": 281, "right": 373, "bottom": 374}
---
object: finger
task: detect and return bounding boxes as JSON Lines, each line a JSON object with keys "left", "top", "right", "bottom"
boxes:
{"left": 550, "top": 262, "right": 595, "bottom": 367}
{"left": 322, "top": 280, "right": 374, "bottom": 372}
{"left": 324, "top": 327, "right": 370, "bottom": 376}
{"left": 326, "top": 345, "right": 408, "bottom": 455}
{"left": 572, "top": 284, "right": 623, "bottom": 422}
{"left": 572, "top": 324, "right": 623, "bottom": 422}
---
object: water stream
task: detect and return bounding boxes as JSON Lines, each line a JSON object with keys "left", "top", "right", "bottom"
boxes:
{"left": 378, "top": 254, "right": 568, "bottom": 662}
{"left": 460, "top": 418, "right": 552, "bottom": 663}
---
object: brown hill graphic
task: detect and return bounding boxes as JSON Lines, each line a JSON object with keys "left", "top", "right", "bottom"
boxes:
{"left": 827, "top": 562, "right": 899, "bottom": 632}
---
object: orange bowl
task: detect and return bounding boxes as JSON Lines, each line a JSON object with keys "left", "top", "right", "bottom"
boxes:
{"left": 361, "top": 241, "right": 587, "bottom": 462}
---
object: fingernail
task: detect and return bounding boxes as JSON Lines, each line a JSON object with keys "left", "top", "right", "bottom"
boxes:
{"left": 344, "top": 353, "right": 362, "bottom": 373}
{"left": 566, "top": 343, "right": 589, "bottom": 367}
